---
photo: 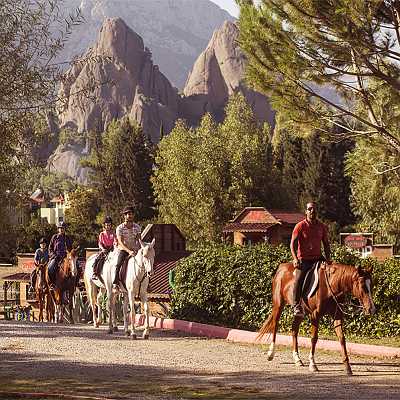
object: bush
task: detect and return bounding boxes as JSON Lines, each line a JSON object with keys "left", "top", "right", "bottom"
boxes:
{"left": 170, "top": 244, "right": 400, "bottom": 337}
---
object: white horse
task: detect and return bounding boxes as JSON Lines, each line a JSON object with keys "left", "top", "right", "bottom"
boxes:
{"left": 83, "top": 239, "right": 155, "bottom": 338}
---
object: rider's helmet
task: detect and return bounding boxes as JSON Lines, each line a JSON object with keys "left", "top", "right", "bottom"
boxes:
{"left": 57, "top": 221, "right": 67, "bottom": 229}
{"left": 104, "top": 216, "right": 113, "bottom": 225}
{"left": 39, "top": 237, "right": 47, "bottom": 244}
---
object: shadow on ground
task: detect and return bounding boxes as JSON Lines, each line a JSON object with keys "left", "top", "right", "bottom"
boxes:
{"left": 0, "top": 322, "right": 399, "bottom": 400}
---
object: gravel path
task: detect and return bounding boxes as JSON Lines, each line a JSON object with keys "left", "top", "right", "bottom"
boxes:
{"left": 0, "top": 320, "right": 399, "bottom": 399}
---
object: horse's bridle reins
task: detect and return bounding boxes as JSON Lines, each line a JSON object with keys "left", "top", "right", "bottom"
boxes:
{"left": 324, "top": 264, "right": 364, "bottom": 317}
{"left": 130, "top": 249, "right": 152, "bottom": 298}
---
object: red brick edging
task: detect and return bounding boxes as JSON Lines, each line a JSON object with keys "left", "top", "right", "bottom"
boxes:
{"left": 135, "top": 314, "right": 400, "bottom": 358}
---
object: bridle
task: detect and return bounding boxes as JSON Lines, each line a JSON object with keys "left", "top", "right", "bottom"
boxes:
{"left": 324, "top": 265, "right": 365, "bottom": 317}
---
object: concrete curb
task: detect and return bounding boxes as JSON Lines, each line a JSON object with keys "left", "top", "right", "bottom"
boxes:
{"left": 135, "top": 314, "right": 400, "bottom": 358}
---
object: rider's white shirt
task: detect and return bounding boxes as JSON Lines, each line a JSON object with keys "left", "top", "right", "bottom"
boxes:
{"left": 116, "top": 222, "right": 141, "bottom": 253}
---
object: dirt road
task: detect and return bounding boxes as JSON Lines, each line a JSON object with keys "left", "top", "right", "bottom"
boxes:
{"left": 0, "top": 321, "right": 398, "bottom": 399}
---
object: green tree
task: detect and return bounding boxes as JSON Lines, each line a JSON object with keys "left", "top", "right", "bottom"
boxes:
{"left": 0, "top": 1, "right": 82, "bottom": 231}
{"left": 64, "top": 187, "right": 100, "bottom": 248}
{"left": 346, "top": 140, "right": 400, "bottom": 249}
{"left": 153, "top": 94, "right": 275, "bottom": 242}
{"left": 273, "top": 113, "right": 355, "bottom": 227}
{"left": 238, "top": 0, "right": 400, "bottom": 169}
{"left": 84, "top": 117, "right": 154, "bottom": 222}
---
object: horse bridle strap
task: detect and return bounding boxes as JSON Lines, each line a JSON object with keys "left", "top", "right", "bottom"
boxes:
{"left": 324, "top": 267, "right": 363, "bottom": 317}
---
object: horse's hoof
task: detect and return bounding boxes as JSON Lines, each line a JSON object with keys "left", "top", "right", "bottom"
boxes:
{"left": 309, "top": 364, "right": 319, "bottom": 372}
{"left": 143, "top": 333, "right": 149, "bottom": 340}
{"left": 346, "top": 368, "right": 353, "bottom": 376}
{"left": 295, "top": 360, "right": 304, "bottom": 367}
{"left": 131, "top": 334, "right": 137, "bottom": 340}
{"left": 125, "top": 330, "right": 130, "bottom": 337}
{"left": 113, "top": 326, "right": 119, "bottom": 332}
{"left": 267, "top": 353, "right": 274, "bottom": 361}
{"left": 107, "top": 329, "right": 114, "bottom": 334}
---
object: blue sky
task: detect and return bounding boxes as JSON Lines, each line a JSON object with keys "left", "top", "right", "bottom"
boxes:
{"left": 210, "top": 0, "right": 240, "bottom": 17}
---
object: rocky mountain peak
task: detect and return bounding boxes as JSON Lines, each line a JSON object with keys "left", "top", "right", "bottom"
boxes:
{"left": 181, "top": 20, "right": 273, "bottom": 124}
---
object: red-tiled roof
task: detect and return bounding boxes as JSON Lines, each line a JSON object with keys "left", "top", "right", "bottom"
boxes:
{"left": 269, "top": 210, "right": 304, "bottom": 224}
{"left": 223, "top": 222, "right": 277, "bottom": 233}
{"left": 2, "top": 273, "right": 30, "bottom": 282}
{"left": 149, "top": 252, "right": 190, "bottom": 295}
{"left": 50, "top": 195, "right": 64, "bottom": 203}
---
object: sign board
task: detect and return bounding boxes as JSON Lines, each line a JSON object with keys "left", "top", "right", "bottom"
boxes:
{"left": 22, "top": 260, "right": 35, "bottom": 272}
{"left": 344, "top": 235, "right": 368, "bottom": 249}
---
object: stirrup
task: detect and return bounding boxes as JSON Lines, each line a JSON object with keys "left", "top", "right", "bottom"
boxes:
{"left": 293, "top": 304, "right": 304, "bottom": 317}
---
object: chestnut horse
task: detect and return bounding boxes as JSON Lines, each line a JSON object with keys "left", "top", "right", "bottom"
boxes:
{"left": 34, "top": 263, "right": 51, "bottom": 322}
{"left": 258, "top": 262, "right": 375, "bottom": 375}
{"left": 50, "top": 248, "right": 79, "bottom": 323}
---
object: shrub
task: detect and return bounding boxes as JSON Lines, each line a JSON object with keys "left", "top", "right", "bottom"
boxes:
{"left": 170, "top": 244, "right": 400, "bottom": 337}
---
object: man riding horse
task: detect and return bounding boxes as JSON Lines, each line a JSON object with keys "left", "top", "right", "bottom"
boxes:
{"left": 290, "top": 201, "right": 332, "bottom": 317}
{"left": 113, "top": 205, "right": 141, "bottom": 289}
{"left": 48, "top": 221, "right": 73, "bottom": 290}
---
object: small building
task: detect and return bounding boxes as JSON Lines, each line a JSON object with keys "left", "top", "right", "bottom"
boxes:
{"left": 340, "top": 232, "right": 394, "bottom": 261}
{"left": 29, "top": 189, "right": 69, "bottom": 225}
{"left": 223, "top": 207, "right": 304, "bottom": 246}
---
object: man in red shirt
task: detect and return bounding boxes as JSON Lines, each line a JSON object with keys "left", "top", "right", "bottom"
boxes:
{"left": 290, "top": 202, "right": 332, "bottom": 317}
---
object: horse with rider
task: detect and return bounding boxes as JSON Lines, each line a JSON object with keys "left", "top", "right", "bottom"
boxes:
{"left": 84, "top": 205, "right": 155, "bottom": 338}
{"left": 258, "top": 201, "right": 375, "bottom": 375}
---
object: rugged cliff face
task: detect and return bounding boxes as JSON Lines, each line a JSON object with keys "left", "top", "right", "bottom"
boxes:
{"left": 181, "top": 21, "right": 274, "bottom": 125}
{"left": 58, "top": 17, "right": 180, "bottom": 142}
{"left": 57, "top": 0, "right": 234, "bottom": 88}
{"left": 53, "top": 18, "right": 274, "bottom": 183}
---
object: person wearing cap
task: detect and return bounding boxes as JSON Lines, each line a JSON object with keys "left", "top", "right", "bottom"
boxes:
{"left": 28, "top": 238, "right": 49, "bottom": 293}
{"left": 47, "top": 221, "right": 73, "bottom": 289}
{"left": 92, "top": 216, "right": 116, "bottom": 280}
{"left": 113, "top": 206, "right": 141, "bottom": 288}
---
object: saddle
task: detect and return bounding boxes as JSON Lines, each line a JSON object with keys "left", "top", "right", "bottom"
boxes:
{"left": 301, "top": 261, "right": 323, "bottom": 300}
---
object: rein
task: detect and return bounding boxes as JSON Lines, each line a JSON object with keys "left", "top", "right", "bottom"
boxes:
{"left": 324, "top": 266, "right": 364, "bottom": 317}
{"left": 124, "top": 250, "right": 151, "bottom": 297}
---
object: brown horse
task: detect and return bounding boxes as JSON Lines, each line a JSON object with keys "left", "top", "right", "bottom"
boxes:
{"left": 34, "top": 263, "right": 51, "bottom": 322}
{"left": 50, "top": 248, "right": 79, "bottom": 323}
{"left": 258, "top": 262, "right": 375, "bottom": 375}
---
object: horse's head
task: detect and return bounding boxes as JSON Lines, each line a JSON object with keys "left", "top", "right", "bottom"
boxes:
{"left": 66, "top": 247, "right": 79, "bottom": 277}
{"left": 351, "top": 265, "right": 376, "bottom": 316}
{"left": 139, "top": 238, "right": 156, "bottom": 277}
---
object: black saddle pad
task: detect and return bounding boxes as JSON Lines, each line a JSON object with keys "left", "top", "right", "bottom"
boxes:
{"left": 301, "top": 262, "right": 321, "bottom": 300}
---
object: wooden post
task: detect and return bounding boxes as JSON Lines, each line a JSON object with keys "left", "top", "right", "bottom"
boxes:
{"left": 3, "top": 282, "right": 8, "bottom": 306}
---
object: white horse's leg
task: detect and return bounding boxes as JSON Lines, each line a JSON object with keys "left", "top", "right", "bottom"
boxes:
{"left": 107, "top": 288, "right": 114, "bottom": 334}
{"left": 309, "top": 351, "right": 319, "bottom": 372}
{"left": 95, "top": 289, "right": 103, "bottom": 327}
{"left": 267, "top": 342, "right": 275, "bottom": 361}
{"left": 112, "top": 292, "right": 119, "bottom": 332}
{"left": 128, "top": 290, "right": 137, "bottom": 339}
{"left": 141, "top": 293, "right": 150, "bottom": 339}
{"left": 123, "top": 294, "right": 130, "bottom": 336}
{"left": 293, "top": 350, "right": 303, "bottom": 367}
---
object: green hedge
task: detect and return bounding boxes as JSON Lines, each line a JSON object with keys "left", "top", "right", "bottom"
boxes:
{"left": 169, "top": 244, "right": 400, "bottom": 337}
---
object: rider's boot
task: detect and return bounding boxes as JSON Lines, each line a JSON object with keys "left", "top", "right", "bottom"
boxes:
{"left": 292, "top": 268, "right": 304, "bottom": 317}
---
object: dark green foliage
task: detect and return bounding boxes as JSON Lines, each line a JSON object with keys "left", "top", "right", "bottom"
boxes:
{"left": 14, "top": 218, "right": 56, "bottom": 253}
{"left": 170, "top": 243, "right": 291, "bottom": 330}
{"left": 83, "top": 117, "right": 155, "bottom": 222}
{"left": 170, "top": 244, "right": 400, "bottom": 337}
{"left": 273, "top": 127, "right": 355, "bottom": 227}
{"left": 64, "top": 187, "right": 101, "bottom": 248}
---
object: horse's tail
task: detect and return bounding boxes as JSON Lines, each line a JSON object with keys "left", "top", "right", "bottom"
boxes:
{"left": 256, "top": 266, "right": 285, "bottom": 341}
{"left": 256, "top": 314, "right": 274, "bottom": 341}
